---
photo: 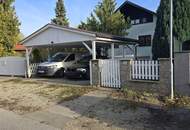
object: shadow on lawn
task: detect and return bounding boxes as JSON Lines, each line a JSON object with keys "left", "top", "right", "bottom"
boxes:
{"left": 58, "top": 95, "right": 190, "bottom": 130}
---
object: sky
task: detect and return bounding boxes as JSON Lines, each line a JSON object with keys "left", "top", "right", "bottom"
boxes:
{"left": 14, "top": 0, "right": 160, "bottom": 37}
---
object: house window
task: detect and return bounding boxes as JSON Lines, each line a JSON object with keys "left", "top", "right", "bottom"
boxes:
{"left": 142, "top": 18, "right": 147, "bottom": 23}
{"left": 131, "top": 18, "right": 149, "bottom": 25}
{"left": 138, "top": 35, "right": 152, "bottom": 46}
{"left": 131, "top": 20, "right": 135, "bottom": 25}
{"left": 135, "top": 19, "right": 140, "bottom": 24}
{"left": 131, "top": 19, "right": 140, "bottom": 25}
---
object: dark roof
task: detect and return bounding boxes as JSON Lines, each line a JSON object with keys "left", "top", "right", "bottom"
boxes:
{"left": 116, "top": 0, "right": 156, "bottom": 15}
{"left": 21, "top": 23, "right": 139, "bottom": 44}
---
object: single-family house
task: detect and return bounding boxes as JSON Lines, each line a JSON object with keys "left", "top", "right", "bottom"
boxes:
{"left": 117, "top": 1, "right": 157, "bottom": 59}
{"left": 14, "top": 44, "right": 26, "bottom": 52}
{"left": 14, "top": 44, "right": 26, "bottom": 56}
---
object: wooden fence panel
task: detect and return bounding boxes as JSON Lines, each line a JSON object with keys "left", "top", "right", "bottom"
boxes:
{"left": 30, "top": 63, "right": 40, "bottom": 75}
{"left": 0, "top": 57, "right": 26, "bottom": 76}
{"left": 131, "top": 60, "right": 159, "bottom": 81}
{"left": 100, "top": 59, "right": 121, "bottom": 89}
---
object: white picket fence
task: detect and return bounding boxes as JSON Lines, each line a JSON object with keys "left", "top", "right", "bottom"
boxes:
{"left": 30, "top": 63, "right": 40, "bottom": 75}
{"left": 99, "top": 59, "right": 121, "bottom": 88}
{"left": 131, "top": 60, "right": 159, "bottom": 81}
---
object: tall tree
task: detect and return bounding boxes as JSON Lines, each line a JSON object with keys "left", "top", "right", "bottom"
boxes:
{"left": 0, "top": 0, "right": 20, "bottom": 56}
{"left": 78, "top": 0, "right": 130, "bottom": 36}
{"left": 152, "top": 0, "right": 190, "bottom": 59}
{"left": 52, "top": 0, "right": 69, "bottom": 26}
{"left": 18, "top": 32, "right": 25, "bottom": 41}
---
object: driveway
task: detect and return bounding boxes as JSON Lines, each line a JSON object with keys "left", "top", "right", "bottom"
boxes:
{"left": 25, "top": 90, "right": 190, "bottom": 130}
{"left": 0, "top": 109, "right": 58, "bottom": 130}
{"left": 31, "top": 77, "right": 90, "bottom": 86}
{"left": 0, "top": 77, "right": 190, "bottom": 130}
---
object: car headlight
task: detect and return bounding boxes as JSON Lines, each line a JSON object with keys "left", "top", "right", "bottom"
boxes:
{"left": 76, "top": 68, "right": 86, "bottom": 72}
{"left": 48, "top": 65, "right": 57, "bottom": 69}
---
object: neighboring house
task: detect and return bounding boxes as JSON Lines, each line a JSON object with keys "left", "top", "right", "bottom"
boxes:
{"left": 117, "top": 1, "right": 157, "bottom": 59}
{"left": 14, "top": 44, "right": 26, "bottom": 56}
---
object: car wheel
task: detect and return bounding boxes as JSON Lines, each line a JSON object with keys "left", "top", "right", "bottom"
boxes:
{"left": 55, "top": 69, "right": 64, "bottom": 78}
{"left": 83, "top": 73, "right": 90, "bottom": 80}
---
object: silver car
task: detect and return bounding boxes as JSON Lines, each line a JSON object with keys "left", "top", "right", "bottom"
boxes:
{"left": 36, "top": 52, "right": 81, "bottom": 77}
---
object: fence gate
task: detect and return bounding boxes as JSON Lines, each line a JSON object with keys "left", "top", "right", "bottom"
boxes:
{"left": 99, "top": 59, "right": 121, "bottom": 89}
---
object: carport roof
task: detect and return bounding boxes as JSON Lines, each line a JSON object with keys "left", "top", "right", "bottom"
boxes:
{"left": 21, "top": 23, "right": 138, "bottom": 47}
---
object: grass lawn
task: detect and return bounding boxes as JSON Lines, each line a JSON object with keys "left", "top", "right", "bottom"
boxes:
{"left": 0, "top": 78, "right": 95, "bottom": 114}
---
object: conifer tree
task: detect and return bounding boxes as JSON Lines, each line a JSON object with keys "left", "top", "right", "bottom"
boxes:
{"left": 0, "top": 0, "right": 20, "bottom": 56}
{"left": 152, "top": 0, "right": 190, "bottom": 59}
{"left": 52, "top": 0, "right": 69, "bottom": 26}
{"left": 78, "top": 0, "right": 130, "bottom": 36}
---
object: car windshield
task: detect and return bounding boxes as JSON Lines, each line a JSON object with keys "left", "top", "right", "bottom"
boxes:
{"left": 50, "top": 53, "right": 67, "bottom": 62}
{"left": 77, "top": 56, "right": 92, "bottom": 65}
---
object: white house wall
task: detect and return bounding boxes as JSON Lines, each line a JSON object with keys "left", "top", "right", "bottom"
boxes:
{"left": 24, "top": 27, "right": 96, "bottom": 47}
{"left": 127, "top": 15, "right": 157, "bottom": 58}
{"left": 127, "top": 16, "right": 157, "bottom": 39}
{"left": 112, "top": 15, "right": 157, "bottom": 59}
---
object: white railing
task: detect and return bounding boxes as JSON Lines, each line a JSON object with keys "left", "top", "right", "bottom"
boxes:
{"left": 131, "top": 60, "right": 159, "bottom": 81}
{"left": 99, "top": 59, "right": 121, "bottom": 88}
{"left": 30, "top": 63, "right": 40, "bottom": 75}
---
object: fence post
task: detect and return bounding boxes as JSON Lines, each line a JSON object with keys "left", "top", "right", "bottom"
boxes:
{"left": 91, "top": 60, "right": 101, "bottom": 87}
{"left": 26, "top": 48, "right": 31, "bottom": 78}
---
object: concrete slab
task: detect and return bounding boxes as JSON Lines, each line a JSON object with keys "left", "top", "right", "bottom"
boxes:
{"left": 0, "top": 109, "right": 59, "bottom": 130}
{"left": 31, "top": 77, "right": 90, "bottom": 87}
{"left": 59, "top": 90, "right": 111, "bottom": 114}
{"left": 24, "top": 90, "right": 112, "bottom": 129}
{"left": 25, "top": 111, "right": 74, "bottom": 129}
{"left": 47, "top": 105, "right": 81, "bottom": 118}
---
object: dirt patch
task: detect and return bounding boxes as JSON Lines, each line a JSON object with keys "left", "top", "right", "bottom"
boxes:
{"left": 0, "top": 78, "right": 94, "bottom": 114}
{"left": 111, "top": 89, "right": 190, "bottom": 110}
{"left": 62, "top": 89, "right": 190, "bottom": 130}
{"left": 64, "top": 96, "right": 190, "bottom": 130}
{"left": 37, "top": 84, "right": 94, "bottom": 103}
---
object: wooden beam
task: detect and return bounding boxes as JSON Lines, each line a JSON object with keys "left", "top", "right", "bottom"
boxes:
{"left": 82, "top": 42, "right": 92, "bottom": 54}
{"left": 92, "top": 41, "right": 96, "bottom": 60}
{"left": 25, "top": 48, "right": 31, "bottom": 78}
{"left": 111, "top": 43, "right": 115, "bottom": 59}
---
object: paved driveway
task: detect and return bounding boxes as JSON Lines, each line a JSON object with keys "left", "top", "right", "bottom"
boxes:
{"left": 24, "top": 90, "right": 190, "bottom": 130}
{"left": 0, "top": 77, "right": 190, "bottom": 130}
{"left": 0, "top": 76, "right": 90, "bottom": 87}
{"left": 0, "top": 109, "right": 59, "bottom": 130}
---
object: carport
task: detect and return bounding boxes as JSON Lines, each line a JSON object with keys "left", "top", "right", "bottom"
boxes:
{"left": 21, "top": 23, "right": 138, "bottom": 84}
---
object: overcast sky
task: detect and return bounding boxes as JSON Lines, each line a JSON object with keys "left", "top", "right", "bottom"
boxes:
{"left": 14, "top": 0, "right": 160, "bottom": 36}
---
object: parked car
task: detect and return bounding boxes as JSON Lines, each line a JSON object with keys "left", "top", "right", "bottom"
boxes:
{"left": 64, "top": 55, "right": 91, "bottom": 80}
{"left": 36, "top": 52, "right": 81, "bottom": 77}
{"left": 64, "top": 55, "right": 108, "bottom": 80}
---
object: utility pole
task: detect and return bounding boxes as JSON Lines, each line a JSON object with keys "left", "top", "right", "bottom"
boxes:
{"left": 170, "top": 0, "right": 174, "bottom": 100}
